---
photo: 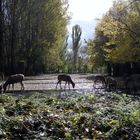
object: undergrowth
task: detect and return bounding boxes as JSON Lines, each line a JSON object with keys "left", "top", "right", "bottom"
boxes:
{"left": 0, "top": 92, "right": 140, "bottom": 139}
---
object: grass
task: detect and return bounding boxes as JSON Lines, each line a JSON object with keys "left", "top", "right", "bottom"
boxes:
{"left": 0, "top": 91, "right": 140, "bottom": 139}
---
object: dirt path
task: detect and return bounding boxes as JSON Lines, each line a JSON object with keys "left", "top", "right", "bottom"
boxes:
{"left": 7, "top": 74, "right": 95, "bottom": 92}
{"left": 2, "top": 74, "right": 140, "bottom": 96}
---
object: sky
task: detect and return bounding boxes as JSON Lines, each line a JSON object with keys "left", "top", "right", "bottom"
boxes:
{"left": 68, "top": 0, "right": 115, "bottom": 40}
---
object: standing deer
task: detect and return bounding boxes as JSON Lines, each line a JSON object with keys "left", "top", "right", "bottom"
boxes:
{"left": 56, "top": 74, "right": 75, "bottom": 89}
{"left": 0, "top": 74, "right": 24, "bottom": 92}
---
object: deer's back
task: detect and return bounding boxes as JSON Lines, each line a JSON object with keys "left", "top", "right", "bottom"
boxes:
{"left": 106, "top": 76, "right": 116, "bottom": 83}
{"left": 58, "top": 74, "right": 71, "bottom": 82}
{"left": 94, "top": 75, "right": 106, "bottom": 83}
{"left": 7, "top": 74, "right": 24, "bottom": 84}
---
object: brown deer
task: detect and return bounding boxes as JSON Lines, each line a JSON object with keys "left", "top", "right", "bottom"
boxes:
{"left": 105, "top": 76, "right": 117, "bottom": 91}
{"left": 0, "top": 74, "right": 24, "bottom": 92}
{"left": 56, "top": 74, "right": 75, "bottom": 89}
{"left": 93, "top": 75, "right": 107, "bottom": 89}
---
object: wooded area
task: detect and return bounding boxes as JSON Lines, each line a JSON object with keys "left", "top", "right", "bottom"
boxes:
{"left": 0, "top": 0, "right": 69, "bottom": 75}
{"left": 88, "top": 0, "right": 140, "bottom": 76}
{"left": 0, "top": 1, "right": 140, "bottom": 139}
{"left": 0, "top": 0, "right": 140, "bottom": 76}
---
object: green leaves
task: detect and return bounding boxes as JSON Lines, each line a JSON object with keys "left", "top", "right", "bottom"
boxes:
{"left": 0, "top": 106, "right": 5, "bottom": 114}
{"left": 0, "top": 92, "right": 140, "bottom": 139}
{"left": 72, "top": 24, "right": 82, "bottom": 72}
{"left": 0, "top": 0, "right": 70, "bottom": 74}
{"left": 89, "top": 0, "right": 140, "bottom": 65}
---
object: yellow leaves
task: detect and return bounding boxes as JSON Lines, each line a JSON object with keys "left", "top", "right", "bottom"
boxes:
{"left": 91, "top": 0, "right": 140, "bottom": 66}
{"left": 107, "top": 46, "right": 130, "bottom": 63}
{"left": 127, "top": 10, "right": 139, "bottom": 23}
{"left": 130, "top": 110, "right": 140, "bottom": 123}
{"left": 106, "top": 45, "right": 140, "bottom": 63}
{"left": 30, "top": 108, "right": 38, "bottom": 114}
{"left": 93, "top": 129, "right": 104, "bottom": 139}
{"left": 65, "top": 131, "right": 72, "bottom": 138}
{"left": 108, "top": 119, "right": 119, "bottom": 127}
{"left": 11, "top": 116, "right": 24, "bottom": 122}
{"left": 97, "top": 16, "right": 120, "bottom": 40}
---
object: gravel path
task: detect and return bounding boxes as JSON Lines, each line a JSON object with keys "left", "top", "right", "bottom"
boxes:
{"left": 2, "top": 74, "right": 140, "bottom": 96}
{"left": 6, "top": 74, "right": 96, "bottom": 92}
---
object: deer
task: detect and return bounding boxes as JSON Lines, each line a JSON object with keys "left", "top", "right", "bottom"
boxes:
{"left": 56, "top": 74, "right": 75, "bottom": 89}
{"left": 105, "top": 76, "right": 117, "bottom": 91}
{"left": 93, "top": 75, "right": 107, "bottom": 89}
{"left": 0, "top": 74, "right": 24, "bottom": 93}
{"left": 93, "top": 75, "right": 117, "bottom": 91}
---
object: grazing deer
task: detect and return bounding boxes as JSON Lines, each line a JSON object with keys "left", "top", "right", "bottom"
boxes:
{"left": 0, "top": 74, "right": 24, "bottom": 92}
{"left": 105, "top": 76, "right": 117, "bottom": 91}
{"left": 93, "top": 75, "right": 107, "bottom": 89}
{"left": 56, "top": 74, "right": 75, "bottom": 89}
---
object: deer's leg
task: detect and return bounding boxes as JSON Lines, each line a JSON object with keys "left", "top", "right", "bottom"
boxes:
{"left": 56, "top": 81, "right": 60, "bottom": 89}
{"left": 68, "top": 82, "right": 70, "bottom": 90}
{"left": 65, "top": 81, "right": 67, "bottom": 89}
{"left": 93, "top": 83, "right": 95, "bottom": 89}
{"left": 20, "top": 81, "right": 24, "bottom": 90}
{"left": 7, "top": 84, "right": 10, "bottom": 91}
{"left": 105, "top": 81, "right": 107, "bottom": 91}
{"left": 57, "top": 81, "right": 62, "bottom": 89}
{"left": 60, "top": 81, "right": 62, "bottom": 89}
{"left": 56, "top": 81, "right": 59, "bottom": 89}
{"left": 0, "top": 84, "right": 4, "bottom": 93}
{"left": 12, "top": 84, "right": 14, "bottom": 92}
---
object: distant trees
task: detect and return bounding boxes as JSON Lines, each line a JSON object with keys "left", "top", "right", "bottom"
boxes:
{"left": 72, "top": 24, "right": 82, "bottom": 73}
{"left": 4, "top": 0, "right": 140, "bottom": 75}
{"left": 57, "top": 24, "right": 91, "bottom": 74}
{"left": 0, "top": 0, "right": 69, "bottom": 75}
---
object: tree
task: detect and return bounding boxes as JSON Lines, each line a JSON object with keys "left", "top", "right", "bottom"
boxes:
{"left": 72, "top": 24, "right": 82, "bottom": 73}
{"left": 88, "top": 0, "right": 140, "bottom": 75}
{"left": 0, "top": 0, "right": 4, "bottom": 72}
{"left": 0, "top": 0, "right": 70, "bottom": 75}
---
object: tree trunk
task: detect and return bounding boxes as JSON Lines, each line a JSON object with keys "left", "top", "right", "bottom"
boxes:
{"left": 10, "top": 0, "right": 16, "bottom": 74}
{"left": 0, "top": 0, "right": 4, "bottom": 72}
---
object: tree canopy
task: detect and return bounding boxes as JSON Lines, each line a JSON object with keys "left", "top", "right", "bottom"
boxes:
{"left": 0, "top": 0, "right": 70, "bottom": 75}
{"left": 88, "top": 0, "right": 140, "bottom": 66}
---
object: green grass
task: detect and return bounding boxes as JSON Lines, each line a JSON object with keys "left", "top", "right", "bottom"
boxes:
{"left": 0, "top": 92, "right": 140, "bottom": 139}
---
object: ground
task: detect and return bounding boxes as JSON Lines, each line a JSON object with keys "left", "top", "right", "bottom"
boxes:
{"left": 1, "top": 74, "right": 139, "bottom": 95}
{"left": 5, "top": 74, "right": 95, "bottom": 92}
{"left": 0, "top": 74, "right": 140, "bottom": 139}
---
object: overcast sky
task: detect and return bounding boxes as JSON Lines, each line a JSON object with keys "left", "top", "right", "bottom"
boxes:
{"left": 68, "top": 0, "right": 115, "bottom": 40}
